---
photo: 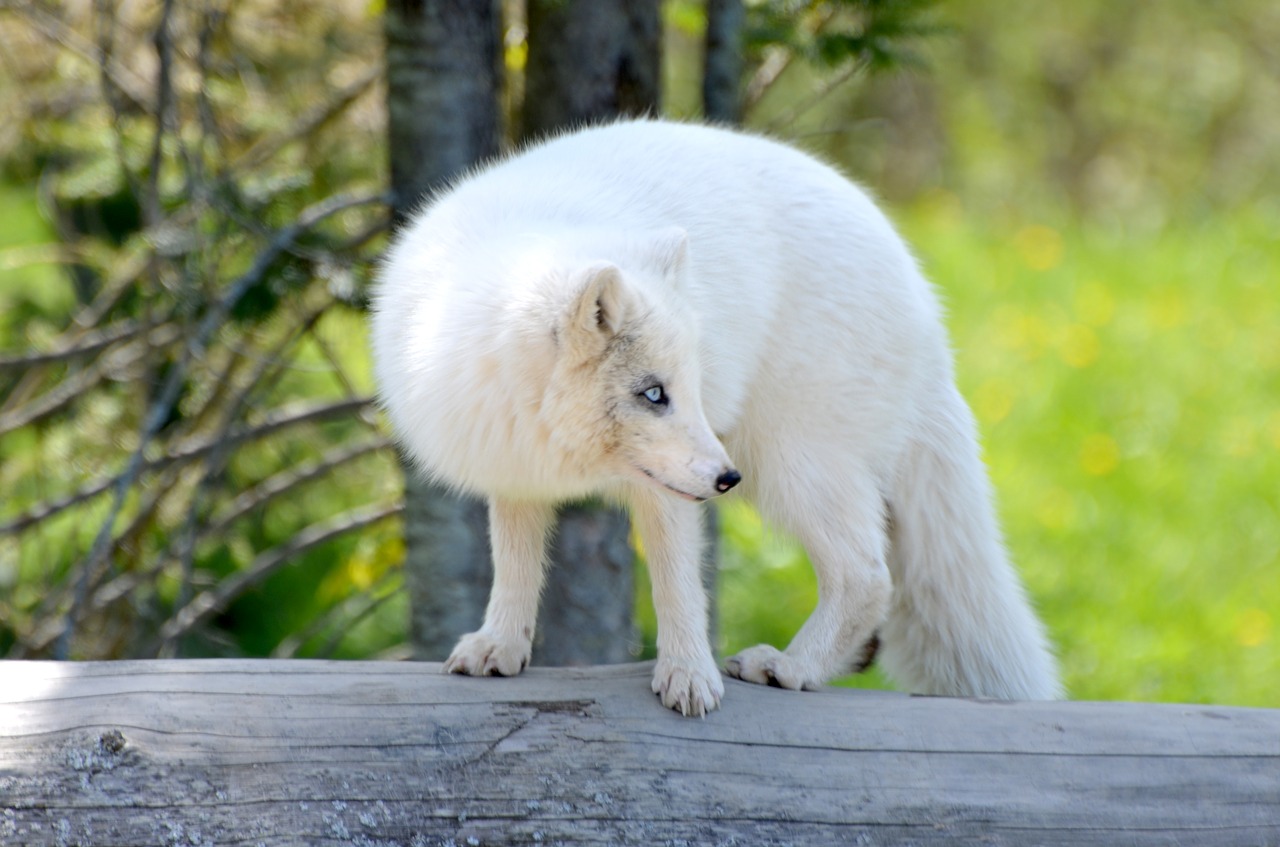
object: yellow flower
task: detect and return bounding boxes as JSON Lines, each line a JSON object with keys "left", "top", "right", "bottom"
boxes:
{"left": 1015, "top": 225, "right": 1063, "bottom": 272}
{"left": 1235, "top": 608, "right": 1271, "bottom": 648}
{"left": 1080, "top": 433, "right": 1120, "bottom": 476}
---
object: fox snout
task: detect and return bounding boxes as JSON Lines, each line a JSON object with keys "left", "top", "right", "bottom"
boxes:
{"left": 715, "top": 469, "right": 741, "bottom": 493}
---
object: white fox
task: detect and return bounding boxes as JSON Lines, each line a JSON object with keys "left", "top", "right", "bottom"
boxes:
{"left": 371, "top": 119, "right": 1061, "bottom": 716}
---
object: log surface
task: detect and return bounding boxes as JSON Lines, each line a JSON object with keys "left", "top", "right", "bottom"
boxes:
{"left": 1, "top": 659, "right": 1278, "bottom": 846}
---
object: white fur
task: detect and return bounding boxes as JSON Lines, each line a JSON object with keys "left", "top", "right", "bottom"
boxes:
{"left": 372, "top": 119, "right": 1062, "bottom": 715}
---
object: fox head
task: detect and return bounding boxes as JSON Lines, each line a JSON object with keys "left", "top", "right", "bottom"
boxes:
{"left": 540, "top": 230, "right": 740, "bottom": 502}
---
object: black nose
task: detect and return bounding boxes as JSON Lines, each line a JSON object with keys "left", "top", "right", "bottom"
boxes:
{"left": 715, "top": 469, "right": 741, "bottom": 493}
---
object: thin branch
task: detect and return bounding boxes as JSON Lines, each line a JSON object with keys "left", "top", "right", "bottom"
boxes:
{"left": 204, "top": 437, "right": 390, "bottom": 539}
{"left": 764, "top": 59, "right": 867, "bottom": 135}
{"left": 0, "top": 243, "right": 150, "bottom": 418}
{"left": 175, "top": 395, "right": 378, "bottom": 463}
{"left": 232, "top": 64, "right": 382, "bottom": 173}
{"left": 271, "top": 570, "right": 401, "bottom": 659}
{"left": 156, "top": 500, "right": 403, "bottom": 647}
{"left": 15, "top": 1, "right": 153, "bottom": 110}
{"left": 17, "top": 398, "right": 383, "bottom": 656}
{"left": 0, "top": 318, "right": 160, "bottom": 370}
{"left": 71, "top": 242, "right": 153, "bottom": 331}
{"left": 0, "top": 323, "right": 183, "bottom": 436}
{"left": 743, "top": 47, "right": 794, "bottom": 113}
{"left": 145, "top": 0, "right": 178, "bottom": 226}
{"left": 93, "top": 0, "right": 146, "bottom": 208}
{"left": 742, "top": 5, "right": 838, "bottom": 118}
{"left": 67, "top": 185, "right": 385, "bottom": 560}
{"left": 20, "top": 458, "right": 192, "bottom": 656}
{"left": 1, "top": 395, "right": 376, "bottom": 537}
{"left": 79, "top": 436, "right": 391, "bottom": 623}
{"left": 191, "top": 0, "right": 227, "bottom": 192}
{"left": 168, "top": 303, "right": 331, "bottom": 619}
{"left": 305, "top": 312, "right": 363, "bottom": 401}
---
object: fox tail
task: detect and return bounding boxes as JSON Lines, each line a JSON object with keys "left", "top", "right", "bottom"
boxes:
{"left": 879, "top": 380, "right": 1063, "bottom": 700}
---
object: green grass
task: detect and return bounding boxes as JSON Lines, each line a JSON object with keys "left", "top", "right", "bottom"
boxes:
{"left": 913, "top": 196, "right": 1279, "bottom": 706}
{"left": 668, "top": 197, "right": 1279, "bottom": 707}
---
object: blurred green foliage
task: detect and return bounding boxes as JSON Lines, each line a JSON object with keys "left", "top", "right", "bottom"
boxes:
{"left": 2, "top": 0, "right": 1276, "bottom": 704}
{"left": 0, "top": 0, "right": 400, "bottom": 661}
{"left": 743, "top": 0, "right": 941, "bottom": 72}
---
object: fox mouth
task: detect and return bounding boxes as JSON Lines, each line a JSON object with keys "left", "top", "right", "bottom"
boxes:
{"left": 633, "top": 466, "right": 707, "bottom": 502}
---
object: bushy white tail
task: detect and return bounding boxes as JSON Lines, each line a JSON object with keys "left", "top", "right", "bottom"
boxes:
{"left": 879, "top": 382, "right": 1063, "bottom": 700}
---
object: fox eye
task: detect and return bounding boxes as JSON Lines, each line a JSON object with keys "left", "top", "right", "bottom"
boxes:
{"left": 641, "top": 384, "right": 667, "bottom": 405}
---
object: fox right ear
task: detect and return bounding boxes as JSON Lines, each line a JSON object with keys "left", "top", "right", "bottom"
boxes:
{"left": 564, "top": 262, "right": 627, "bottom": 352}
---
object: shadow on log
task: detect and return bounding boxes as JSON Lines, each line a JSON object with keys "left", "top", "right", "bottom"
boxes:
{"left": 1, "top": 660, "right": 1278, "bottom": 845}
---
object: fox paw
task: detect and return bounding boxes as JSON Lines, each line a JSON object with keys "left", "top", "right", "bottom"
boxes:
{"left": 725, "top": 644, "right": 818, "bottom": 691}
{"left": 652, "top": 654, "right": 725, "bottom": 717}
{"left": 444, "top": 630, "right": 530, "bottom": 677}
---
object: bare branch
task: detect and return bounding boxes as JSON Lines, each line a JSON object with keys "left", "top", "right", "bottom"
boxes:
{"left": 1, "top": 396, "right": 376, "bottom": 537}
{"left": 93, "top": 0, "right": 147, "bottom": 206}
{"left": 270, "top": 570, "right": 401, "bottom": 659}
{"left": 0, "top": 323, "right": 183, "bottom": 436}
{"left": 71, "top": 243, "right": 153, "bottom": 331}
{"left": 205, "top": 437, "right": 390, "bottom": 538}
{"left": 743, "top": 47, "right": 793, "bottom": 113}
{"left": 145, "top": 0, "right": 178, "bottom": 225}
{"left": 764, "top": 59, "right": 867, "bottom": 135}
{"left": 157, "top": 500, "right": 403, "bottom": 648}
{"left": 76, "top": 436, "right": 391, "bottom": 624}
{"left": 13, "top": 1, "right": 153, "bottom": 109}
{"left": 182, "top": 395, "right": 379, "bottom": 459}
{"left": 0, "top": 318, "right": 161, "bottom": 370}
{"left": 64, "top": 189, "right": 386, "bottom": 614}
{"left": 233, "top": 64, "right": 382, "bottom": 173}
{"left": 168, "top": 302, "right": 332, "bottom": 614}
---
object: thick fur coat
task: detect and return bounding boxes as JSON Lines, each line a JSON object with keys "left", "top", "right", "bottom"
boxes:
{"left": 372, "top": 119, "right": 1061, "bottom": 715}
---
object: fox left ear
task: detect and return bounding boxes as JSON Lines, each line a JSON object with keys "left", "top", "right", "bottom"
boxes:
{"left": 563, "top": 261, "right": 628, "bottom": 353}
{"left": 647, "top": 226, "right": 689, "bottom": 281}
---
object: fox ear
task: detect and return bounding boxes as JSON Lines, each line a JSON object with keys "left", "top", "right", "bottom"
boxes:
{"left": 564, "top": 262, "right": 627, "bottom": 351}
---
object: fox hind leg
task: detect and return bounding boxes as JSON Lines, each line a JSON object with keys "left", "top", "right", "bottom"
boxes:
{"left": 726, "top": 462, "right": 892, "bottom": 690}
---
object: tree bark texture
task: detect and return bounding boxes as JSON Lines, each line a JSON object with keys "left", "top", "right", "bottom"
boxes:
{"left": 703, "top": 0, "right": 745, "bottom": 122}
{"left": 534, "top": 504, "right": 635, "bottom": 665}
{"left": 385, "top": 0, "right": 502, "bottom": 223}
{"left": 384, "top": 0, "right": 503, "bottom": 659}
{"left": 4, "top": 660, "right": 1278, "bottom": 846}
{"left": 523, "top": 0, "right": 662, "bottom": 139}
{"left": 401, "top": 473, "right": 493, "bottom": 660}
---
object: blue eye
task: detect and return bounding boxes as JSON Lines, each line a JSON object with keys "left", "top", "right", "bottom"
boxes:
{"left": 641, "top": 385, "right": 667, "bottom": 405}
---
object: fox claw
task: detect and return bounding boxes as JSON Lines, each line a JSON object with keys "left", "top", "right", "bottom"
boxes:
{"left": 725, "top": 644, "right": 817, "bottom": 691}
{"left": 652, "top": 654, "right": 724, "bottom": 717}
{"left": 444, "top": 630, "right": 531, "bottom": 677}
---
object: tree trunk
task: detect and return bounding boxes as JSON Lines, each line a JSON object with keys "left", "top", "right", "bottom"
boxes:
{"left": 534, "top": 503, "right": 634, "bottom": 664}
{"left": 703, "top": 0, "right": 745, "bottom": 123}
{"left": 523, "top": 0, "right": 661, "bottom": 138}
{"left": 384, "top": 0, "right": 502, "bottom": 659}
{"left": 520, "top": 0, "right": 662, "bottom": 666}
{"left": 699, "top": 0, "right": 747, "bottom": 643}
{"left": 401, "top": 469, "right": 493, "bottom": 659}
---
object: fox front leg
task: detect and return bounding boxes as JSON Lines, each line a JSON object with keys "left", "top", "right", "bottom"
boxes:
{"left": 630, "top": 488, "right": 724, "bottom": 716}
{"left": 444, "top": 498, "right": 554, "bottom": 677}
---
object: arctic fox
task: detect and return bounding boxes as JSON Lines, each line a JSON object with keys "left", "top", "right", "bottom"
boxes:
{"left": 372, "top": 119, "right": 1061, "bottom": 716}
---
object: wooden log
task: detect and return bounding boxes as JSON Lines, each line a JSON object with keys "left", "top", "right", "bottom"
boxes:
{"left": 1, "top": 660, "right": 1277, "bottom": 846}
